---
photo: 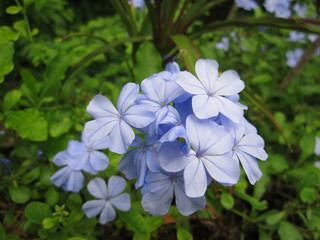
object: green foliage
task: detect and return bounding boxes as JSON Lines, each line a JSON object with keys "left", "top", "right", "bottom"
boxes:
{"left": 8, "top": 185, "right": 31, "bottom": 204}
{"left": 25, "top": 202, "right": 53, "bottom": 224}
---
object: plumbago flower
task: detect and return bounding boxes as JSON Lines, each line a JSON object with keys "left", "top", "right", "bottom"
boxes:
{"left": 264, "top": 0, "right": 291, "bottom": 18}
{"left": 286, "top": 48, "right": 304, "bottom": 68}
{"left": 50, "top": 132, "right": 109, "bottom": 193}
{"left": 82, "top": 177, "right": 130, "bottom": 224}
{"left": 235, "top": 0, "right": 258, "bottom": 11}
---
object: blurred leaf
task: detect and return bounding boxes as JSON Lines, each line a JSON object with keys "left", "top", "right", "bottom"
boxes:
{"left": 42, "top": 217, "right": 57, "bottom": 229}
{"left": 5, "top": 108, "right": 48, "bottom": 141}
{"left": 278, "top": 221, "right": 303, "bottom": 240}
{"left": 22, "top": 166, "right": 40, "bottom": 184}
{"left": 171, "top": 35, "right": 200, "bottom": 75}
{"left": 145, "top": 216, "right": 163, "bottom": 233}
{"left": 220, "top": 192, "right": 234, "bottom": 209}
{"left": 0, "top": 26, "right": 20, "bottom": 43}
{"left": 300, "top": 187, "right": 317, "bottom": 204}
{"left": 66, "top": 194, "right": 82, "bottom": 211}
{"left": 259, "top": 227, "right": 271, "bottom": 240}
{"left": 6, "top": 6, "right": 22, "bottom": 15}
{"left": 133, "top": 42, "right": 162, "bottom": 83}
{"left": 13, "top": 20, "right": 28, "bottom": 37}
{"left": 270, "top": 154, "right": 289, "bottom": 173}
{"left": 298, "top": 132, "right": 315, "bottom": 166}
{"left": 0, "top": 222, "right": 5, "bottom": 240}
{"left": 49, "top": 118, "right": 73, "bottom": 138}
{"left": 8, "top": 185, "right": 31, "bottom": 204}
{"left": 4, "top": 90, "right": 21, "bottom": 109}
{"left": 266, "top": 211, "right": 285, "bottom": 225}
{"left": 20, "top": 68, "right": 38, "bottom": 103}
{"left": 251, "top": 73, "right": 272, "bottom": 84}
{"left": 118, "top": 207, "right": 149, "bottom": 236}
{"left": 25, "top": 202, "right": 52, "bottom": 224}
{"left": 234, "top": 188, "right": 267, "bottom": 211}
{"left": 0, "top": 42, "right": 15, "bottom": 84}
{"left": 45, "top": 187, "right": 59, "bottom": 206}
{"left": 253, "top": 170, "right": 271, "bottom": 200}
{"left": 177, "top": 224, "right": 193, "bottom": 240}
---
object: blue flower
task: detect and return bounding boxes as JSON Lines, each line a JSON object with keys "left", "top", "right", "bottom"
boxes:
{"left": 141, "top": 170, "right": 206, "bottom": 216}
{"left": 235, "top": 0, "right": 258, "bottom": 11}
{"left": 82, "top": 177, "right": 131, "bottom": 224}
{"left": 286, "top": 48, "right": 303, "bottom": 68}
{"left": 50, "top": 166, "right": 84, "bottom": 193}
{"left": 175, "top": 59, "right": 245, "bottom": 122}
{"left": 215, "top": 37, "right": 229, "bottom": 51}
{"left": 293, "top": 3, "right": 306, "bottom": 18}
{"left": 287, "top": 31, "right": 306, "bottom": 43}
{"left": 315, "top": 137, "right": 320, "bottom": 156}
{"left": 221, "top": 116, "right": 268, "bottom": 184}
{"left": 158, "top": 115, "right": 240, "bottom": 198}
{"left": 84, "top": 83, "right": 155, "bottom": 154}
{"left": 264, "top": 0, "right": 291, "bottom": 18}
{"left": 0, "top": 158, "right": 11, "bottom": 175}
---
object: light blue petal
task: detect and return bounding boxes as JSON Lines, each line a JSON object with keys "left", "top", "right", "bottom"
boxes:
{"left": 110, "top": 193, "right": 131, "bottom": 211}
{"left": 62, "top": 170, "right": 84, "bottom": 193}
{"left": 87, "top": 95, "right": 119, "bottom": 119}
{"left": 236, "top": 151, "right": 262, "bottom": 185}
{"left": 237, "top": 134, "right": 268, "bottom": 160}
{"left": 243, "top": 117, "right": 257, "bottom": 134}
{"left": 214, "top": 70, "right": 245, "bottom": 96}
{"left": 108, "top": 176, "right": 126, "bottom": 197}
{"left": 117, "top": 83, "right": 139, "bottom": 114}
{"left": 184, "top": 159, "right": 208, "bottom": 198}
{"left": 141, "top": 77, "right": 165, "bottom": 103}
{"left": 87, "top": 177, "right": 108, "bottom": 199}
{"left": 108, "top": 121, "right": 135, "bottom": 154}
{"left": 118, "top": 149, "right": 140, "bottom": 179}
{"left": 131, "top": 134, "right": 143, "bottom": 147}
{"left": 50, "top": 166, "right": 70, "bottom": 187}
{"left": 82, "top": 200, "right": 106, "bottom": 218}
{"left": 202, "top": 155, "right": 240, "bottom": 186}
{"left": 89, "top": 135, "right": 109, "bottom": 150}
{"left": 67, "top": 140, "right": 86, "bottom": 156}
{"left": 176, "top": 71, "right": 206, "bottom": 95}
{"left": 67, "top": 152, "right": 89, "bottom": 171}
{"left": 195, "top": 59, "right": 219, "bottom": 93}
{"left": 214, "top": 96, "right": 244, "bottom": 123}
{"left": 174, "top": 177, "right": 206, "bottom": 216}
{"left": 89, "top": 151, "right": 109, "bottom": 172}
{"left": 135, "top": 151, "right": 148, "bottom": 189}
{"left": 165, "top": 62, "right": 180, "bottom": 73}
{"left": 158, "top": 141, "right": 194, "bottom": 172}
{"left": 192, "top": 95, "right": 219, "bottom": 119}
{"left": 141, "top": 171, "right": 171, "bottom": 194}
{"left": 99, "top": 202, "right": 116, "bottom": 224}
{"left": 52, "top": 150, "right": 70, "bottom": 166}
{"left": 173, "top": 97, "right": 193, "bottom": 124}
{"left": 124, "top": 104, "right": 155, "bottom": 129}
{"left": 84, "top": 118, "right": 118, "bottom": 141}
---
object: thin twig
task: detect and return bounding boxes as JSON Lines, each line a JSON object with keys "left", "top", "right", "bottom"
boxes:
{"left": 280, "top": 36, "right": 320, "bottom": 89}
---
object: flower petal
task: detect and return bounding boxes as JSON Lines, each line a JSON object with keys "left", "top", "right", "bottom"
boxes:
{"left": 124, "top": 104, "right": 155, "bottom": 129}
{"left": 52, "top": 150, "right": 70, "bottom": 166}
{"left": 99, "top": 202, "right": 116, "bottom": 224}
{"left": 192, "top": 95, "right": 219, "bottom": 119}
{"left": 110, "top": 193, "right": 131, "bottom": 211}
{"left": 83, "top": 118, "right": 118, "bottom": 141}
{"left": 214, "top": 96, "right": 244, "bottom": 123}
{"left": 89, "top": 151, "right": 109, "bottom": 172}
{"left": 50, "top": 166, "right": 71, "bottom": 187}
{"left": 236, "top": 151, "right": 262, "bottom": 185}
{"left": 184, "top": 159, "right": 208, "bottom": 198}
{"left": 176, "top": 71, "right": 207, "bottom": 95}
{"left": 62, "top": 170, "right": 84, "bottom": 193}
{"left": 87, "top": 95, "right": 119, "bottom": 119}
{"left": 117, "top": 83, "right": 139, "bottom": 114}
{"left": 82, "top": 200, "right": 106, "bottom": 218}
{"left": 237, "top": 134, "right": 268, "bottom": 160}
{"left": 214, "top": 70, "right": 245, "bottom": 96}
{"left": 108, "top": 121, "right": 135, "bottom": 154}
{"left": 87, "top": 177, "right": 108, "bottom": 199}
{"left": 108, "top": 176, "right": 126, "bottom": 197}
{"left": 195, "top": 59, "right": 219, "bottom": 93}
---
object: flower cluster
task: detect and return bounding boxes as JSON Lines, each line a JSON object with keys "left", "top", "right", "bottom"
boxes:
{"left": 264, "top": 0, "right": 291, "bottom": 18}
{"left": 235, "top": 0, "right": 258, "bottom": 11}
{"left": 51, "top": 58, "right": 268, "bottom": 221}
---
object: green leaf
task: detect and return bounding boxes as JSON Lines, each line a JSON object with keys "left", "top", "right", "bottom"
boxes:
{"left": 13, "top": 20, "right": 28, "bottom": 38}
{"left": 20, "top": 68, "right": 38, "bottom": 103}
{"left": 4, "top": 90, "right": 21, "bottom": 109}
{"left": 171, "top": 35, "right": 200, "bottom": 75}
{"left": 234, "top": 188, "right": 268, "bottom": 211}
{"left": 259, "top": 227, "right": 272, "bottom": 240}
{"left": 270, "top": 154, "right": 289, "bottom": 173}
{"left": 42, "top": 217, "right": 57, "bottom": 229}
{"left": 220, "top": 192, "right": 234, "bottom": 210}
{"left": 266, "top": 211, "right": 285, "bottom": 225}
{"left": 8, "top": 185, "right": 31, "bottom": 204}
{"left": 145, "top": 216, "right": 163, "bottom": 233}
{"left": 6, "top": 6, "right": 23, "bottom": 15}
{"left": 0, "top": 26, "right": 20, "bottom": 43}
{"left": 45, "top": 187, "right": 59, "bottom": 206}
{"left": 21, "top": 166, "right": 39, "bottom": 184}
{"left": 300, "top": 187, "right": 317, "bottom": 204}
{"left": 0, "top": 222, "right": 5, "bottom": 240}
{"left": 278, "top": 221, "right": 303, "bottom": 240}
{"left": 25, "top": 202, "right": 52, "bottom": 224}
{"left": 177, "top": 224, "right": 193, "bottom": 240}
{"left": 118, "top": 207, "right": 149, "bottom": 236}
{"left": 5, "top": 108, "right": 48, "bottom": 141}
{"left": 133, "top": 42, "right": 162, "bottom": 83}
{"left": 0, "top": 42, "right": 15, "bottom": 84}
{"left": 49, "top": 117, "right": 73, "bottom": 137}
{"left": 298, "top": 132, "right": 315, "bottom": 165}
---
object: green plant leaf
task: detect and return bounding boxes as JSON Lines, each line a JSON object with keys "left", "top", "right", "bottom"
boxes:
{"left": 300, "top": 187, "right": 317, "bottom": 204}
{"left": 278, "top": 221, "right": 303, "bottom": 240}
{"left": 0, "top": 26, "right": 20, "bottom": 43}
{"left": 0, "top": 222, "right": 5, "bottom": 240}
{"left": 20, "top": 68, "right": 38, "bottom": 103}
{"left": 6, "top": 6, "right": 23, "bottom": 15}
{"left": 13, "top": 20, "right": 28, "bottom": 37}
{"left": 4, "top": 90, "right": 21, "bottom": 109}
{"left": 220, "top": 192, "right": 234, "bottom": 210}
{"left": 133, "top": 41, "right": 162, "bottom": 83}
{"left": 234, "top": 188, "right": 268, "bottom": 211}
{"left": 49, "top": 117, "right": 73, "bottom": 137}
{"left": 266, "top": 211, "right": 285, "bottom": 225}
{"left": 8, "top": 185, "right": 31, "bottom": 204}
{"left": 177, "top": 224, "right": 193, "bottom": 240}
{"left": 45, "top": 187, "right": 59, "bottom": 206}
{"left": 118, "top": 207, "right": 149, "bottom": 236}
{"left": 42, "top": 217, "right": 57, "bottom": 229}
{"left": 298, "top": 132, "right": 315, "bottom": 166}
{"left": 270, "top": 154, "right": 289, "bottom": 173}
{"left": 0, "top": 42, "right": 15, "bottom": 84}
{"left": 171, "top": 35, "right": 200, "bottom": 75}
{"left": 25, "top": 202, "right": 52, "bottom": 224}
{"left": 5, "top": 108, "right": 48, "bottom": 141}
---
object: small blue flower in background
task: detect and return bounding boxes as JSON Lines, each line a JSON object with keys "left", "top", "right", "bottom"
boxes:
{"left": 235, "top": 0, "right": 258, "bottom": 11}
{"left": 215, "top": 37, "right": 229, "bottom": 51}
{"left": 37, "top": 149, "right": 44, "bottom": 158}
{"left": 141, "top": 171, "right": 206, "bottom": 216}
{"left": 128, "top": 0, "right": 145, "bottom": 8}
{"left": 84, "top": 83, "right": 155, "bottom": 154}
{"left": 315, "top": 137, "right": 320, "bottom": 156}
{"left": 314, "top": 161, "right": 320, "bottom": 170}
{"left": 264, "top": 0, "right": 291, "bottom": 18}
{"left": 50, "top": 166, "right": 84, "bottom": 193}
{"left": 175, "top": 59, "right": 245, "bottom": 122}
{"left": 293, "top": 3, "right": 306, "bottom": 18}
{"left": 308, "top": 34, "right": 318, "bottom": 42}
{"left": 287, "top": 31, "right": 306, "bottom": 43}
{"left": 286, "top": 48, "right": 304, "bottom": 68}
{"left": 82, "top": 177, "right": 131, "bottom": 224}
{"left": 0, "top": 157, "right": 11, "bottom": 175}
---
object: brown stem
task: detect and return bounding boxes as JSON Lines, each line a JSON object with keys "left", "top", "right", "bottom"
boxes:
{"left": 281, "top": 36, "right": 320, "bottom": 89}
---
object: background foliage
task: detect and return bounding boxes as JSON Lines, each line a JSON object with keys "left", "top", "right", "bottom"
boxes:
{"left": 0, "top": 0, "right": 320, "bottom": 239}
